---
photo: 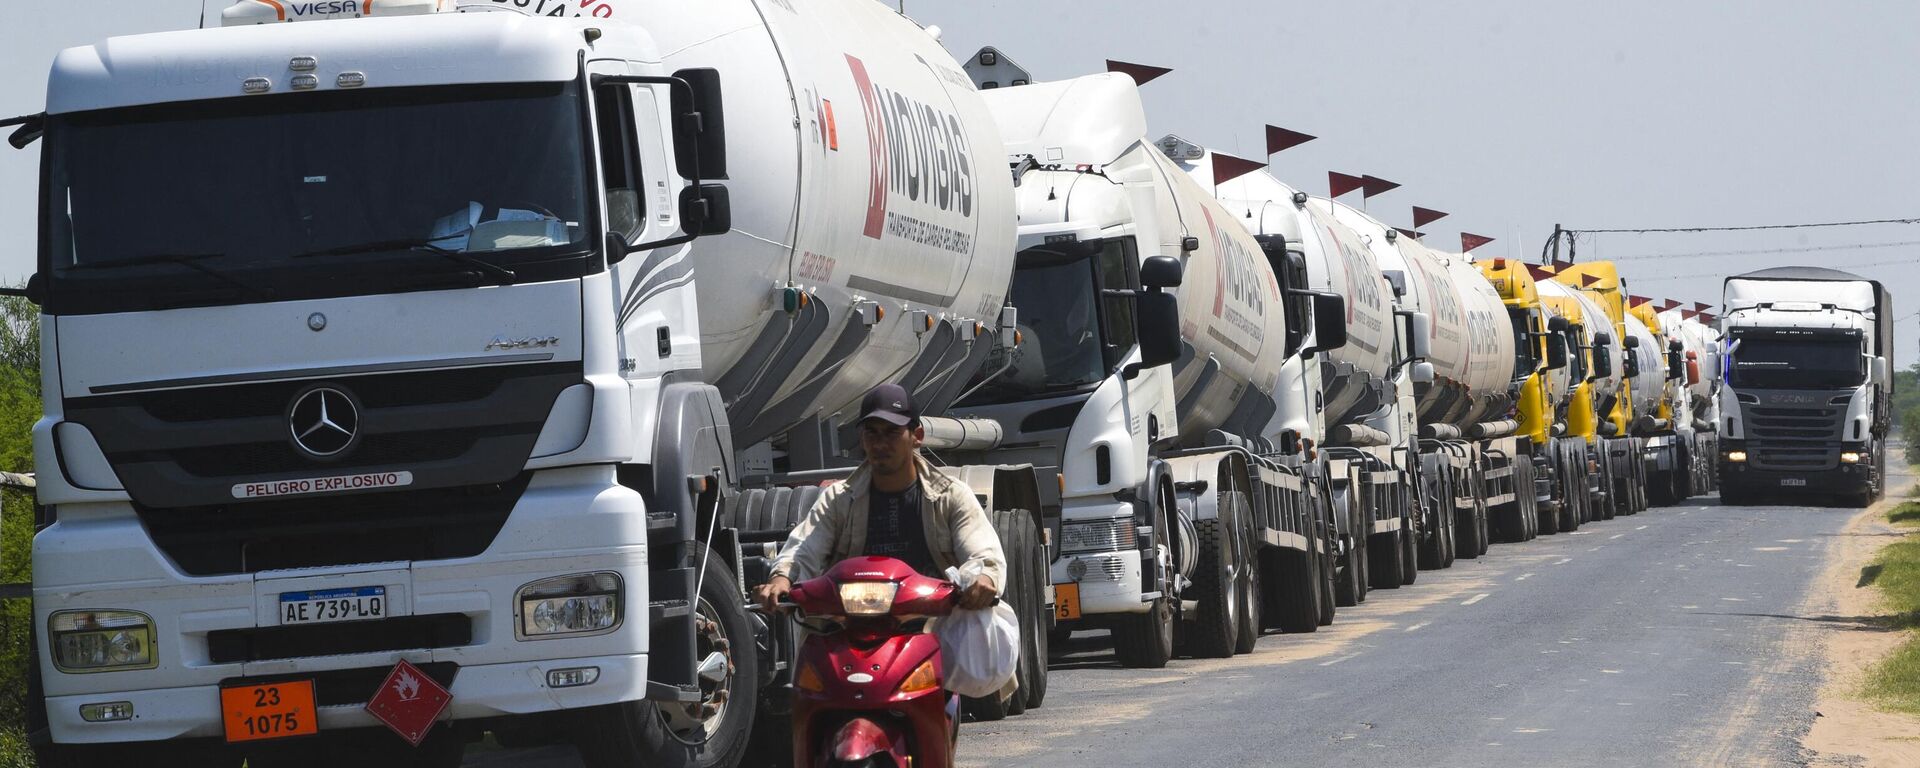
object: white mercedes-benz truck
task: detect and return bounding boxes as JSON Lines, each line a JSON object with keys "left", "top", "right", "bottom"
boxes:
{"left": 1717, "top": 267, "right": 1893, "bottom": 507}
{"left": 11, "top": 0, "right": 1048, "bottom": 764}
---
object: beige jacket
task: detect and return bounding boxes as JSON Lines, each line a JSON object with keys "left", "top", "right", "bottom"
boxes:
{"left": 769, "top": 454, "right": 1005, "bottom": 590}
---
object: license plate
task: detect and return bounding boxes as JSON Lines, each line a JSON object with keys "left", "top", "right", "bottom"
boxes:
{"left": 1054, "top": 582, "right": 1081, "bottom": 621}
{"left": 280, "top": 586, "right": 386, "bottom": 625}
{"left": 222, "top": 680, "right": 317, "bottom": 743}
{"left": 1780, "top": 478, "right": 1807, "bottom": 487}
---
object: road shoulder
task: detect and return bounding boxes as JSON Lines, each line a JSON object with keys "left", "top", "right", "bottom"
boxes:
{"left": 1805, "top": 486, "right": 1920, "bottom": 767}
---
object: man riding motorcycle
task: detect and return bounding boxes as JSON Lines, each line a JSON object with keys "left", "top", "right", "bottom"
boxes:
{"left": 755, "top": 383, "right": 1004, "bottom": 612}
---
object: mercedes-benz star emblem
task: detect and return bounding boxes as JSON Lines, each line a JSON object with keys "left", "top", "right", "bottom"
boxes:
{"left": 289, "top": 386, "right": 359, "bottom": 458}
{"left": 308, "top": 312, "right": 327, "bottom": 332}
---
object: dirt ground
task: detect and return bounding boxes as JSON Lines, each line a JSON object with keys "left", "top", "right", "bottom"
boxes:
{"left": 1804, "top": 477, "right": 1920, "bottom": 767}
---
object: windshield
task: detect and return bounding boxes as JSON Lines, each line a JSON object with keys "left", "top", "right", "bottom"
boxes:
{"left": 42, "top": 81, "right": 595, "bottom": 314}
{"left": 1727, "top": 335, "right": 1864, "bottom": 389}
{"left": 961, "top": 238, "right": 1139, "bottom": 405}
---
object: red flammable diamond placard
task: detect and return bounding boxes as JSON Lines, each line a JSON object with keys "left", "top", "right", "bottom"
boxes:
{"left": 365, "top": 659, "right": 452, "bottom": 746}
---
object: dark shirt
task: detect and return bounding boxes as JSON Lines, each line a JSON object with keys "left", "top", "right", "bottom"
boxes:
{"left": 865, "top": 481, "right": 938, "bottom": 577}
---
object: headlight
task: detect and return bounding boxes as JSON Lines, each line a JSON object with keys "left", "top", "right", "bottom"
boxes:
{"left": 1725, "top": 450, "right": 1747, "bottom": 463}
{"left": 1840, "top": 451, "right": 1862, "bottom": 464}
{"left": 518, "top": 572, "right": 621, "bottom": 639}
{"left": 50, "top": 611, "right": 155, "bottom": 673}
{"left": 838, "top": 582, "right": 900, "bottom": 616}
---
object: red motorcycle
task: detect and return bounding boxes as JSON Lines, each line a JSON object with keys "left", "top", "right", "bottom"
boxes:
{"left": 784, "top": 556, "right": 962, "bottom": 768}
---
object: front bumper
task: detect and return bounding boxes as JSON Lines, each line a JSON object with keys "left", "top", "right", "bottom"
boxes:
{"left": 35, "top": 467, "right": 652, "bottom": 744}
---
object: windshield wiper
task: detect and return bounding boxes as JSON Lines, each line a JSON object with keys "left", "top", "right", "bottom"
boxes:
{"left": 293, "top": 239, "right": 517, "bottom": 284}
{"left": 63, "top": 252, "right": 273, "bottom": 299}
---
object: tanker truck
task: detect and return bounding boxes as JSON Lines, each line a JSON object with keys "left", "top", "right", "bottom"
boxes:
{"left": 1474, "top": 259, "right": 1581, "bottom": 536}
{"left": 1630, "top": 300, "right": 1703, "bottom": 506}
{"left": 947, "top": 68, "right": 1349, "bottom": 668}
{"left": 1538, "top": 277, "right": 1626, "bottom": 526}
{"left": 1662, "top": 308, "right": 1722, "bottom": 498}
{"left": 1717, "top": 267, "right": 1894, "bottom": 507}
{"left": 10, "top": 1, "right": 1058, "bottom": 764}
{"left": 1552, "top": 262, "right": 1653, "bottom": 517}
{"left": 1168, "top": 146, "right": 1428, "bottom": 602}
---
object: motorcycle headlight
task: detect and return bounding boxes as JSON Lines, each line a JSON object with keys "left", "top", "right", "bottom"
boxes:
{"left": 838, "top": 582, "right": 900, "bottom": 616}
{"left": 49, "top": 611, "right": 155, "bottom": 673}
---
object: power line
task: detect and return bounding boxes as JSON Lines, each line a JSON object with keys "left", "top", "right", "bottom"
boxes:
{"left": 1568, "top": 217, "right": 1920, "bottom": 235}
{"left": 1634, "top": 256, "right": 1916, "bottom": 282}
{"left": 1608, "top": 239, "right": 1920, "bottom": 262}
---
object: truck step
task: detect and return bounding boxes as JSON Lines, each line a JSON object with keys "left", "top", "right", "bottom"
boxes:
{"left": 649, "top": 599, "right": 693, "bottom": 625}
{"left": 645, "top": 681, "right": 703, "bottom": 704}
{"left": 647, "top": 511, "right": 677, "bottom": 531}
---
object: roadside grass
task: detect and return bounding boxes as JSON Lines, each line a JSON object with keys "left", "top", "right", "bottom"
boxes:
{"left": 1864, "top": 500, "right": 1920, "bottom": 713}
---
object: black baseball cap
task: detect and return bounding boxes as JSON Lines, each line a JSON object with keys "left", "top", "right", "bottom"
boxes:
{"left": 858, "top": 383, "right": 918, "bottom": 427}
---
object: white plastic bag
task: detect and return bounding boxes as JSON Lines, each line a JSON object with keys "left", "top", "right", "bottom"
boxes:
{"left": 935, "top": 563, "right": 1020, "bottom": 699}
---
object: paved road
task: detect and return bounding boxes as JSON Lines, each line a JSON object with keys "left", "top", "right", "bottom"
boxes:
{"left": 471, "top": 486, "right": 1879, "bottom": 767}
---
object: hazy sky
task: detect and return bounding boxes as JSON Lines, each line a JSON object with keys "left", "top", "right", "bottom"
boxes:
{"left": 3, "top": 1, "right": 1918, "bottom": 343}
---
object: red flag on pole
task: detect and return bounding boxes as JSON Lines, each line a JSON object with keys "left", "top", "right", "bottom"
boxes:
{"left": 1210, "top": 152, "right": 1266, "bottom": 186}
{"left": 1105, "top": 60, "right": 1172, "bottom": 85}
{"left": 1659, "top": 299, "right": 1680, "bottom": 311}
{"left": 1394, "top": 227, "right": 1424, "bottom": 240}
{"left": 1265, "top": 125, "right": 1315, "bottom": 155}
{"left": 1460, "top": 232, "right": 1495, "bottom": 252}
{"left": 1629, "top": 295, "right": 1651, "bottom": 308}
{"left": 1580, "top": 274, "right": 1601, "bottom": 287}
{"left": 1527, "top": 265, "right": 1557, "bottom": 281}
{"left": 1329, "top": 172, "right": 1365, "bottom": 198}
{"left": 1681, "top": 309, "right": 1698, "bottom": 320}
{"left": 1694, "top": 302, "right": 1711, "bottom": 312}
{"left": 1552, "top": 260, "right": 1576, "bottom": 270}
{"left": 1361, "top": 175, "right": 1400, "bottom": 199}
{"left": 1412, "top": 206, "right": 1449, "bottom": 229}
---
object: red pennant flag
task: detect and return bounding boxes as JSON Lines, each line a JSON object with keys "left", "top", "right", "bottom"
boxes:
{"left": 1659, "top": 299, "right": 1680, "bottom": 311}
{"left": 1265, "top": 125, "right": 1316, "bottom": 155}
{"left": 1527, "top": 265, "right": 1557, "bottom": 280}
{"left": 1581, "top": 274, "right": 1601, "bottom": 287}
{"left": 1210, "top": 151, "right": 1267, "bottom": 185}
{"left": 1394, "top": 227, "right": 1424, "bottom": 240}
{"left": 1460, "top": 232, "right": 1495, "bottom": 252}
{"left": 1701, "top": 312, "right": 1716, "bottom": 323}
{"left": 1329, "top": 171, "right": 1365, "bottom": 198}
{"left": 1553, "top": 260, "right": 1576, "bottom": 270}
{"left": 1361, "top": 175, "right": 1400, "bottom": 198}
{"left": 1106, "top": 60, "right": 1172, "bottom": 85}
{"left": 1412, "top": 206, "right": 1449, "bottom": 228}
{"left": 1694, "top": 302, "right": 1711, "bottom": 312}
{"left": 1629, "top": 295, "right": 1651, "bottom": 308}
{"left": 1681, "top": 309, "right": 1698, "bottom": 320}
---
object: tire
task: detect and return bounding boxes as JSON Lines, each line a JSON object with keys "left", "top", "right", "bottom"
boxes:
{"left": 1316, "top": 544, "right": 1337, "bottom": 626}
{"left": 1453, "top": 506, "right": 1481, "bottom": 560}
{"left": 1112, "top": 596, "right": 1174, "bottom": 669}
{"left": 965, "top": 509, "right": 1037, "bottom": 720}
{"left": 576, "top": 554, "right": 758, "bottom": 768}
{"left": 1368, "top": 529, "right": 1405, "bottom": 590}
{"left": 1334, "top": 534, "right": 1365, "bottom": 606}
{"left": 1015, "top": 512, "right": 1050, "bottom": 711}
{"left": 1181, "top": 517, "right": 1238, "bottom": 659}
{"left": 1269, "top": 545, "right": 1320, "bottom": 633}
{"left": 1234, "top": 517, "right": 1263, "bottom": 654}
{"left": 1399, "top": 511, "right": 1418, "bottom": 586}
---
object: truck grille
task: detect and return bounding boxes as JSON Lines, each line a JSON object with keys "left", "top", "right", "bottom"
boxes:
{"left": 1747, "top": 406, "right": 1844, "bottom": 441}
{"left": 208, "top": 614, "right": 472, "bottom": 664}
{"left": 64, "top": 361, "right": 580, "bottom": 509}
{"left": 1060, "top": 519, "right": 1138, "bottom": 554}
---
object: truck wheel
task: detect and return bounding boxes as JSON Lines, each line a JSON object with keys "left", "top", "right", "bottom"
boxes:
{"left": 1453, "top": 506, "right": 1481, "bottom": 560}
{"left": 1398, "top": 513, "right": 1418, "bottom": 586}
{"left": 1368, "top": 529, "right": 1405, "bottom": 590}
{"left": 1180, "top": 508, "right": 1240, "bottom": 658}
{"left": 1113, "top": 596, "right": 1174, "bottom": 669}
{"left": 1538, "top": 501, "right": 1560, "bottom": 535}
{"left": 1012, "top": 510, "right": 1050, "bottom": 710}
{"left": 965, "top": 509, "right": 1038, "bottom": 719}
{"left": 1317, "top": 545, "right": 1337, "bottom": 626}
{"left": 575, "top": 555, "right": 758, "bottom": 768}
{"left": 1235, "top": 510, "right": 1263, "bottom": 653}
{"left": 1267, "top": 544, "right": 1320, "bottom": 633}
{"left": 1334, "top": 537, "right": 1365, "bottom": 606}
{"left": 1417, "top": 509, "right": 1446, "bottom": 571}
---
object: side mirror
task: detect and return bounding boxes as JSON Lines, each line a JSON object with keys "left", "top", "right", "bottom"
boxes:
{"left": 680, "top": 183, "right": 732, "bottom": 236}
{"left": 1405, "top": 311, "right": 1432, "bottom": 361}
{"left": 1593, "top": 331, "right": 1613, "bottom": 347}
{"left": 1666, "top": 350, "right": 1683, "bottom": 380}
{"left": 1305, "top": 291, "right": 1348, "bottom": 354}
{"left": 1543, "top": 332, "right": 1568, "bottom": 370}
{"left": 1623, "top": 351, "right": 1641, "bottom": 379}
{"left": 0, "top": 273, "right": 43, "bottom": 305}
{"left": 1591, "top": 344, "right": 1613, "bottom": 381}
{"left": 1873, "top": 356, "right": 1890, "bottom": 385}
{"left": 1412, "top": 361, "right": 1436, "bottom": 385}
{"left": 1623, "top": 334, "right": 1641, "bottom": 350}
{"left": 1128, "top": 291, "right": 1181, "bottom": 375}
{"left": 1547, "top": 315, "right": 1570, "bottom": 333}
{"left": 1141, "top": 255, "right": 1183, "bottom": 289}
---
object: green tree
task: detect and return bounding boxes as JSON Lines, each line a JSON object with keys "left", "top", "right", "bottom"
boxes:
{"left": 0, "top": 292, "right": 38, "bottom": 767}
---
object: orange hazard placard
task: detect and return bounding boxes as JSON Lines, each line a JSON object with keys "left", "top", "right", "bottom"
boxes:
{"left": 221, "top": 680, "right": 318, "bottom": 743}
{"left": 1054, "top": 582, "right": 1081, "bottom": 621}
